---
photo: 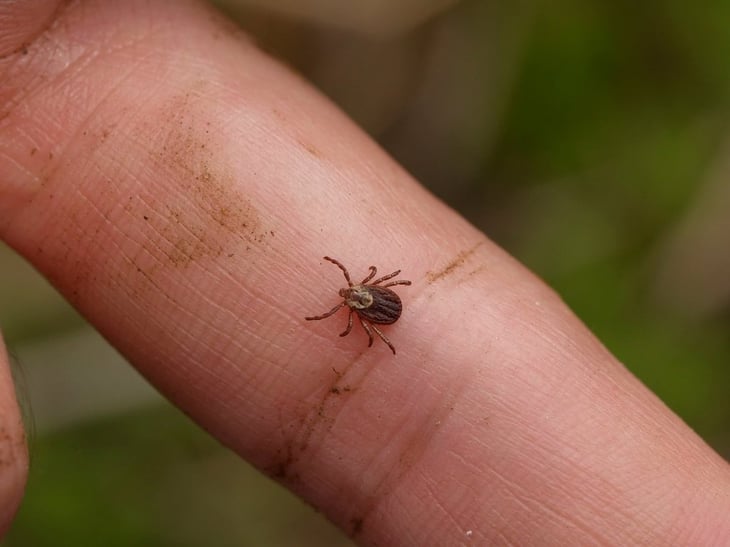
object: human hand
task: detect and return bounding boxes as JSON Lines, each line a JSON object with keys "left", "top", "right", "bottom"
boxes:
{"left": 1, "top": 1, "right": 729, "bottom": 544}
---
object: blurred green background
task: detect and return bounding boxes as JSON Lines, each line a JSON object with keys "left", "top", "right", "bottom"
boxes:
{"left": 3, "top": 0, "right": 729, "bottom": 544}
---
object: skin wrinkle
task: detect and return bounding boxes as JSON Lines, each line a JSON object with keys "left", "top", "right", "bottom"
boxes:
{"left": 273, "top": 352, "right": 380, "bottom": 517}
{"left": 501, "top": 407, "right": 665, "bottom": 543}
{"left": 0, "top": 151, "right": 35, "bottom": 190}
{"left": 0, "top": 2, "right": 60, "bottom": 57}
{"left": 419, "top": 475, "right": 477, "bottom": 541}
{"left": 17, "top": 49, "right": 122, "bottom": 176}
{"left": 274, "top": 350, "right": 375, "bottom": 479}
{"left": 434, "top": 439, "right": 563, "bottom": 541}
{"left": 492, "top": 487, "right": 539, "bottom": 542}
{"left": 85, "top": 208, "right": 278, "bottom": 401}
{"left": 554, "top": 455, "right": 636, "bottom": 523}
{"left": 65, "top": 43, "right": 148, "bottom": 141}
{"left": 656, "top": 470, "right": 724, "bottom": 543}
{"left": 556, "top": 368, "right": 726, "bottom": 529}
{"left": 52, "top": 195, "right": 103, "bottom": 278}
{"left": 430, "top": 346, "right": 645, "bottom": 543}
{"left": 0, "top": 55, "right": 44, "bottom": 126}
{"left": 497, "top": 534, "right": 520, "bottom": 547}
{"left": 491, "top": 471, "right": 608, "bottom": 546}
{"left": 505, "top": 416, "right": 640, "bottom": 533}
{"left": 546, "top": 466, "right": 643, "bottom": 540}
{"left": 168, "top": 282, "right": 282, "bottom": 376}
{"left": 150, "top": 293, "right": 275, "bottom": 421}
{"left": 343, "top": 365, "right": 475, "bottom": 538}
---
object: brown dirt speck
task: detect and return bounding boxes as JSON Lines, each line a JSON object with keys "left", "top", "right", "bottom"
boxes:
{"left": 297, "top": 137, "right": 322, "bottom": 158}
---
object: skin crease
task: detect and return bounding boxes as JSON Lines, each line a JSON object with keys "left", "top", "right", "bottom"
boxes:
{"left": 1, "top": 1, "right": 730, "bottom": 545}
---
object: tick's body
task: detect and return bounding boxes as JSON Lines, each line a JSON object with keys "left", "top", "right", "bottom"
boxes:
{"left": 305, "top": 257, "right": 411, "bottom": 354}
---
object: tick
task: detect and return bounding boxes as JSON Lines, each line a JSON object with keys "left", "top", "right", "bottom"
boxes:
{"left": 305, "top": 256, "right": 411, "bottom": 354}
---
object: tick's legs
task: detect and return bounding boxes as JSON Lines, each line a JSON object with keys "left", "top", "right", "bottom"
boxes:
{"left": 305, "top": 302, "right": 345, "bottom": 321}
{"left": 371, "top": 269, "right": 402, "bottom": 285}
{"left": 339, "top": 310, "right": 354, "bottom": 337}
{"left": 324, "top": 256, "right": 352, "bottom": 286}
{"left": 371, "top": 324, "right": 396, "bottom": 355}
{"left": 382, "top": 279, "right": 412, "bottom": 288}
{"left": 360, "top": 266, "right": 377, "bottom": 285}
{"left": 357, "top": 316, "right": 374, "bottom": 347}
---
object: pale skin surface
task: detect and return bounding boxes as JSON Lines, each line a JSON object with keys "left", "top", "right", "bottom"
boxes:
{"left": 1, "top": 1, "right": 730, "bottom": 544}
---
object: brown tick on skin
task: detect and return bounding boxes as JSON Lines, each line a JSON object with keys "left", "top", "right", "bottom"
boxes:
{"left": 305, "top": 256, "right": 411, "bottom": 354}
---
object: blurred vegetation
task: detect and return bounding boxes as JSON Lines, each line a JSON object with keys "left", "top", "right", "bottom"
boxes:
{"left": 3, "top": 0, "right": 729, "bottom": 544}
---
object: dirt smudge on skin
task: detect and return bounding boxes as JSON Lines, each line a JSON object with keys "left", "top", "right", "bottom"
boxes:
{"left": 341, "top": 369, "right": 472, "bottom": 541}
{"left": 296, "top": 137, "right": 322, "bottom": 159}
{"left": 0, "top": 425, "right": 24, "bottom": 469}
{"left": 145, "top": 89, "right": 270, "bottom": 269}
{"left": 268, "top": 359, "right": 464, "bottom": 539}
{"left": 0, "top": 427, "right": 10, "bottom": 467}
{"left": 267, "top": 364, "right": 361, "bottom": 482}
{"left": 271, "top": 442, "right": 300, "bottom": 483}
{"left": 426, "top": 242, "right": 483, "bottom": 284}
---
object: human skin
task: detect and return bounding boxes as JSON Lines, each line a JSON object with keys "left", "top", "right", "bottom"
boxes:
{"left": 1, "top": 1, "right": 730, "bottom": 544}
